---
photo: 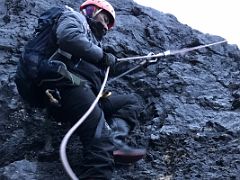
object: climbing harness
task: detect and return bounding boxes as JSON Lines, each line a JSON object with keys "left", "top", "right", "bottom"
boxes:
{"left": 60, "top": 67, "right": 110, "bottom": 180}
{"left": 60, "top": 39, "right": 227, "bottom": 180}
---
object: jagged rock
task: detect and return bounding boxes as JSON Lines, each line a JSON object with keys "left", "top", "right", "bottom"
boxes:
{"left": 0, "top": 160, "right": 37, "bottom": 180}
{"left": 0, "top": 0, "right": 240, "bottom": 179}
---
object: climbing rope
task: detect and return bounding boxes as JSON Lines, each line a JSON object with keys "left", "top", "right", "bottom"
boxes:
{"left": 109, "top": 40, "right": 227, "bottom": 82}
{"left": 117, "top": 40, "right": 227, "bottom": 62}
{"left": 60, "top": 67, "right": 110, "bottom": 180}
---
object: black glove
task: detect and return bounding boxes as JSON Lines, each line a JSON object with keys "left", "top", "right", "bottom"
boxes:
{"left": 101, "top": 52, "right": 117, "bottom": 69}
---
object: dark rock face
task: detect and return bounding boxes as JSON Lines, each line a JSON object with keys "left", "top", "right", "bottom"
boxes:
{"left": 1, "top": 0, "right": 240, "bottom": 179}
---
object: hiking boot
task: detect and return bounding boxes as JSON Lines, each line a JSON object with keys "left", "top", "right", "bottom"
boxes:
{"left": 109, "top": 118, "right": 146, "bottom": 165}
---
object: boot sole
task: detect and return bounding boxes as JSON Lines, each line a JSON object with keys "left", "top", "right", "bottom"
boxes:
{"left": 113, "top": 149, "right": 146, "bottom": 164}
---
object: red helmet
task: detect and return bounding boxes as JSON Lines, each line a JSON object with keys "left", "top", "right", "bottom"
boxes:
{"left": 80, "top": 0, "right": 115, "bottom": 29}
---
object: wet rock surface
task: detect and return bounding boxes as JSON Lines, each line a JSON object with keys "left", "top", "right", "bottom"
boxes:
{"left": 0, "top": 0, "right": 240, "bottom": 179}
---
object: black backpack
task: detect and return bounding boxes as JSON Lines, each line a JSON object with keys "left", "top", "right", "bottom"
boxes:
{"left": 21, "top": 6, "right": 64, "bottom": 79}
{"left": 15, "top": 6, "right": 81, "bottom": 107}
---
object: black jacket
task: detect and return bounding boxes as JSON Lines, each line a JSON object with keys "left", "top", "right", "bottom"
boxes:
{"left": 55, "top": 8, "right": 106, "bottom": 94}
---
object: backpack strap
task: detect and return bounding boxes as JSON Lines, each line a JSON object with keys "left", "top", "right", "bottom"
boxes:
{"left": 47, "top": 49, "right": 83, "bottom": 86}
{"left": 37, "top": 58, "right": 83, "bottom": 87}
{"left": 57, "top": 48, "right": 74, "bottom": 60}
{"left": 57, "top": 64, "right": 82, "bottom": 86}
{"left": 37, "top": 66, "right": 82, "bottom": 87}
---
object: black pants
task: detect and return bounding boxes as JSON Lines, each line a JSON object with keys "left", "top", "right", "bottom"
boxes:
{"left": 49, "top": 85, "right": 139, "bottom": 179}
{"left": 100, "top": 94, "right": 139, "bottom": 130}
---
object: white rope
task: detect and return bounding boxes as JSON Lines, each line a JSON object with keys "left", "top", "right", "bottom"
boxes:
{"left": 117, "top": 40, "right": 227, "bottom": 62}
{"left": 60, "top": 67, "right": 110, "bottom": 180}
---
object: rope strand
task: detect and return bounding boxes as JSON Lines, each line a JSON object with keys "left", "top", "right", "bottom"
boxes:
{"left": 60, "top": 67, "right": 110, "bottom": 180}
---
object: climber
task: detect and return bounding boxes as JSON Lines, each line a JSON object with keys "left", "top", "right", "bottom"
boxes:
{"left": 15, "top": 0, "right": 146, "bottom": 179}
